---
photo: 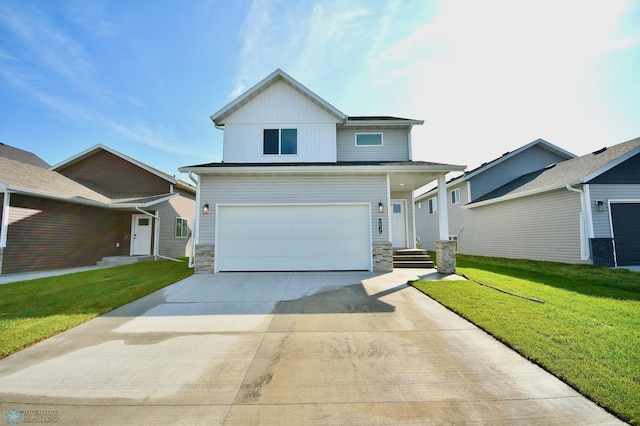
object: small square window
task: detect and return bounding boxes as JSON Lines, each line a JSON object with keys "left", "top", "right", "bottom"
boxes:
{"left": 356, "top": 133, "right": 383, "bottom": 146}
{"left": 393, "top": 203, "right": 402, "bottom": 213}
{"left": 176, "top": 217, "right": 189, "bottom": 238}
{"left": 428, "top": 197, "right": 438, "bottom": 215}
{"left": 451, "top": 188, "right": 461, "bottom": 204}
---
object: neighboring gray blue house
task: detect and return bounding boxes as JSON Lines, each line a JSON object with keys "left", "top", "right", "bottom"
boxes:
{"left": 416, "top": 137, "right": 640, "bottom": 267}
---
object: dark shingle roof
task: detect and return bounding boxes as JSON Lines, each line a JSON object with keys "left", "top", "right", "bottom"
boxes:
{"left": 471, "top": 136, "right": 640, "bottom": 204}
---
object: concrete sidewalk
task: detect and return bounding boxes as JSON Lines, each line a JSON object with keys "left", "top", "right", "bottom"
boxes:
{"left": 0, "top": 270, "right": 622, "bottom": 425}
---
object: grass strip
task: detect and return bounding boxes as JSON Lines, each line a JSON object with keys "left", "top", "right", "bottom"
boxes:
{"left": 0, "top": 260, "right": 193, "bottom": 359}
{"left": 412, "top": 254, "right": 640, "bottom": 425}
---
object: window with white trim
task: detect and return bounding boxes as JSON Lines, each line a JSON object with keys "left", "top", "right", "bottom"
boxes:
{"left": 175, "top": 217, "right": 189, "bottom": 238}
{"left": 355, "top": 133, "right": 383, "bottom": 146}
{"left": 428, "top": 197, "right": 438, "bottom": 215}
{"left": 263, "top": 128, "right": 297, "bottom": 155}
{"left": 451, "top": 188, "right": 460, "bottom": 204}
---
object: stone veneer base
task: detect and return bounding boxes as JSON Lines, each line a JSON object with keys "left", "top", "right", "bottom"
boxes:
{"left": 194, "top": 244, "right": 214, "bottom": 273}
{"left": 435, "top": 240, "right": 456, "bottom": 274}
{"left": 372, "top": 242, "right": 393, "bottom": 272}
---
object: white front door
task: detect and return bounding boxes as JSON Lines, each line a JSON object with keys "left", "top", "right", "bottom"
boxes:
{"left": 391, "top": 200, "right": 407, "bottom": 248}
{"left": 131, "top": 214, "right": 152, "bottom": 255}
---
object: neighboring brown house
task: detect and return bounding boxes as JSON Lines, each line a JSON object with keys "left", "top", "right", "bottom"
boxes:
{"left": 0, "top": 143, "right": 195, "bottom": 275}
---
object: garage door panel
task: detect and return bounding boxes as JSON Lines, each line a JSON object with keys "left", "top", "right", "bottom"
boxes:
{"left": 611, "top": 203, "right": 640, "bottom": 266}
{"left": 217, "top": 205, "right": 371, "bottom": 271}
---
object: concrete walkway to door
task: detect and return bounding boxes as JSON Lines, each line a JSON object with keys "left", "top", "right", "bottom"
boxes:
{"left": 0, "top": 270, "right": 622, "bottom": 425}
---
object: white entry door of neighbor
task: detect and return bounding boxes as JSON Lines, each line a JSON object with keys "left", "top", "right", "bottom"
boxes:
{"left": 131, "top": 214, "right": 152, "bottom": 255}
{"left": 391, "top": 200, "right": 407, "bottom": 248}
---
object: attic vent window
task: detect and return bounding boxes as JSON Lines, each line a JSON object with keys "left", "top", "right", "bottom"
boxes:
{"left": 592, "top": 147, "right": 607, "bottom": 155}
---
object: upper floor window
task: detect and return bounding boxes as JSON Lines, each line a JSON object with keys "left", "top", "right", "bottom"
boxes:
{"left": 355, "top": 133, "right": 383, "bottom": 146}
{"left": 264, "top": 129, "right": 297, "bottom": 155}
{"left": 451, "top": 188, "right": 460, "bottom": 204}
{"left": 175, "top": 217, "right": 189, "bottom": 238}
{"left": 428, "top": 197, "right": 438, "bottom": 215}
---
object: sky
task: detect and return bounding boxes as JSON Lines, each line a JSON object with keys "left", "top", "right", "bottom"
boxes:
{"left": 1, "top": 0, "right": 639, "bottom": 184}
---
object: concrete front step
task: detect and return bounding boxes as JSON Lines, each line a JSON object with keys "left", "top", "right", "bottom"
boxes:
{"left": 393, "top": 248, "right": 434, "bottom": 269}
{"left": 96, "top": 256, "right": 154, "bottom": 266}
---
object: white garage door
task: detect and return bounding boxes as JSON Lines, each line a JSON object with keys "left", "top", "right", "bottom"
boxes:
{"left": 217, "top": 205, "right": 371, "bottom": 271}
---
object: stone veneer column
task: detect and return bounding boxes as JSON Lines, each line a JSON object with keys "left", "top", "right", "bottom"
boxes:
{"left": 372, "top": 242, "right": 393, "bottom": 272}
{"left": 435, "top": 240, "right": 456, "bottom": 274}
{"left": 194, "top": 244, "right": 214, "bottom": 273}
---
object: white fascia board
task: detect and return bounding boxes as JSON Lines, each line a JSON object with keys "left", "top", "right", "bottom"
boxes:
{"left": 463, "top": 182, "right": 578, "bottom": 209}
{"left": 211, "top": 69, "right": 346, "bottom": 124}
{"left": 181, "top": 164, "right": 466, "bottom": 176}
{"left": 0, "top": 182, "right": 7, "bottom": 192}
{"left": 582, "top": 146, "right": 640, "bottom": 183}
{"left": 113, "top": 194, "right": 178, "bottom": 209}
{"left": 343, "top": 118, "right": 425, "bottom": 127}
{"left": 51, "top": 144, "right": 178, "bottom": 185}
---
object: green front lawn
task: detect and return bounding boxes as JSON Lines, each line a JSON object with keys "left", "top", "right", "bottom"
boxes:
{"left": 412, "top": 254, "right": 640, "bottom": 425}
{"left": 0, "top": 260, "right": 193, "bottom": 359}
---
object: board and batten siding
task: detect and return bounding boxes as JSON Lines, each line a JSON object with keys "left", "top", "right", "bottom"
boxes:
{"left": 155, "top": 189, "right": 196, "bottom": 258}
{"left": 198, "top": 174, "right": 389, "bottom": 244}
{"left": 222, "top": 80, "right": 340, "bottom": 163}
{"left": 588, "top": 184, "right": 640, "bottom": 238}
{"left": 470, "top": 145, "right": 570, "bottom": 201}
{"left": 336, "top": 127, "right": 410, "bottom": 162}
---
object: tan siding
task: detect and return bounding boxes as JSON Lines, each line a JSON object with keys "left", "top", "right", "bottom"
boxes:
{"left": 337, "top": 127, "right": 410, "bottom": 161}
{"left": 198, "top": 174, "right": 389, "bottom": 245}
{"left": 58, "top": 150, "right": 169, "bottom": 196}
{"left": 155, "top": 189, "right": 196, "bottom": 258}
{"left": 589, "top": 184, "right": 640, "bottom": 238}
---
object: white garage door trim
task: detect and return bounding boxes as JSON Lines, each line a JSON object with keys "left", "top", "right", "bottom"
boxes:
{"left": 215, "top": 203, "right": 372, "bottom": 272}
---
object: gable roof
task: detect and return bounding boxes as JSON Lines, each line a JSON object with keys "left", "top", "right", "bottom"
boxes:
{"left": 0, "top": 143, "right": 50, "bottom": 168}
{"left": 1, "top": 155, "right": 178, "bottom": 209}
{"left": 50, "top": 144, "right": 195, "bottom": 194}
{"left": 211, "top": 69, "right": 347, "bottom": 125}
{"left": 469, "top": 136, "right": 640, "bottom": 207}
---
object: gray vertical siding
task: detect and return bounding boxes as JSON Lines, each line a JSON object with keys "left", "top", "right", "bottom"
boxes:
{"left": 336, "top": 127, "right": 410, "bottom": 161}
{"left": 470, "top": 146, "right": 570, "bottom": 201}
{"left": 588, "top": 184, "right": 640, "bottom": 238}
{"left": 198, "top": 174, "right": 389, "bottom": 244}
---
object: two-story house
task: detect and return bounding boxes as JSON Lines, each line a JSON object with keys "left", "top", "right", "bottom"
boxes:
{"left": 416, "top": 136, "right": 640, "bottom": 267}
{"left": 180, "top": 69, "right": 465, "bottom": 273}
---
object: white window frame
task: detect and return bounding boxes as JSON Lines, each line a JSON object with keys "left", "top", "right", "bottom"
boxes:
{"left": 451, "top": 188, "right": 461, "bottom": 205}
{"left": 263, "top": 128, "right": 298, "bottom": 156}
{"left": 428, "top": 197, "right": 438, "bottom": 215}
{"left": 175, "top": 217, "right": 189, "bottom": 239}
{"left": 355, "top": 133, "right": 383, "bottom": 147}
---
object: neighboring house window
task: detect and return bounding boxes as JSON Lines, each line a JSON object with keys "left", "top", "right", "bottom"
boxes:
{"left": 451, "top": 188, "right": 460, "bottom": 204}
{"left": 176, "top": 217, "right": 189, "bottom": 238}
{"left": 355, "top": 133, "right": 383, "bottom": 146}
{"left": 263, "top": 129, "right": 297, "bottom": 155}
{"left": 428, "top": 197, "right": 438, "bottom": 214}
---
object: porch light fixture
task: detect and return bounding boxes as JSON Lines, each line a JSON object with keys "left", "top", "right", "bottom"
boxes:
{"left": 595, "top": 200, "right": 605, "bottom": 212}
{"left": 378, "top": 202, "right": 384, "bottom": 214}
{"left": 202, "top": 203, "right": 210, "bottom": 215}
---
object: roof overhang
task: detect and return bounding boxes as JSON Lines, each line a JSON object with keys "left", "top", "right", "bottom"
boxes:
{"left": 463, "top": 182, "right": 580, "bottom": 208}
{"left": 180, "top": 163, "right": 466, "bottom": 192}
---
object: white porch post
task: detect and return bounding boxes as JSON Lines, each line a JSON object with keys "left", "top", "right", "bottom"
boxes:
{"left": 1, "top": 191, "right": 9, "bottom": 248}
{"left": 437, "top": 174, "right": 449, "bottom": 240}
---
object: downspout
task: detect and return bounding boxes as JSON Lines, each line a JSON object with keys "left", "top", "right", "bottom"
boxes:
{"left": 134, "top": 207, "right": 182, "bottom": 263}
{"left": 188, "top": 172, "right": 200, "bottom": 268}
{"left": 566, "top": 184, "right": 590, "bottom": 260}
{"left": 1, "top": 191, "right": 9, "bottom": 249}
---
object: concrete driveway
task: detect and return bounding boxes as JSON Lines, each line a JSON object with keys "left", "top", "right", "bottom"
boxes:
{"left": 0, "top": 270, "right": 622, "bottom": 425}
